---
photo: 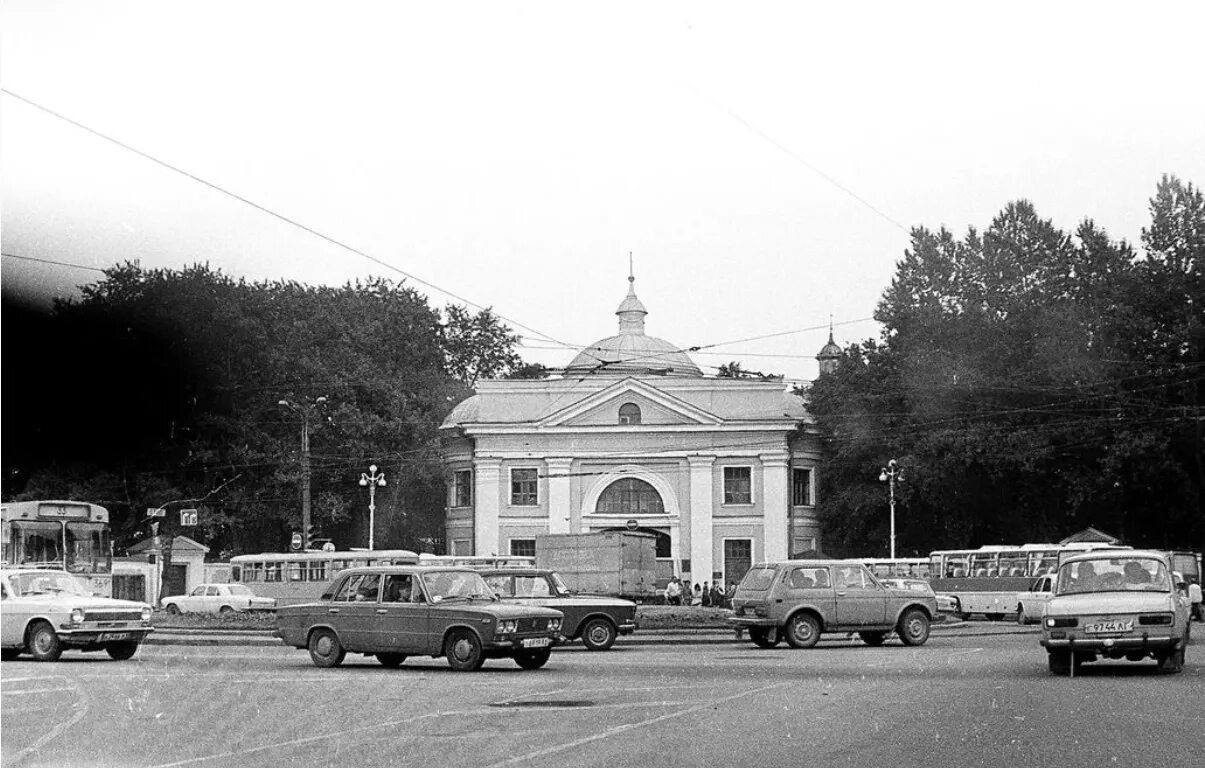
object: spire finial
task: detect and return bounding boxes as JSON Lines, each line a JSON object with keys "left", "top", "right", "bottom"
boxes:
{"left": 628, "top": 251, "right": 634, "bottom": 285}
{"left": 828, "top": 314, "right": 835, "bottom": 343}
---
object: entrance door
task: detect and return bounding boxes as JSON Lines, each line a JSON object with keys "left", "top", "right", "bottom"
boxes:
{"left": 163, "top": 564, "right": 187, "bottom": 599}
{"left": 723, "top": 539, "right": 753, "bottom": 589}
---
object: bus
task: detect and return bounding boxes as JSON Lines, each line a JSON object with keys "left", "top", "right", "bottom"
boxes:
{"left": 0, "top": 500, "right": 113, "bottom": 596}
{"left": 417, "top": 554, "right": 536, "bottom": 569}
{"left": 860, "top": 558, "right": 932, "bottom": 580}
{"left": 928, "top": 542, "right": 1129, "bottom": 620}
{"left": 229, "top": 549, "right": 421, "bottom": 606}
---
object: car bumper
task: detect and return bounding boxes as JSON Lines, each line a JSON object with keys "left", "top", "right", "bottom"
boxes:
{"left": 485, "top": 634, "right": 561, "bottom": 654}
{"left": 1041, "top": 634, "right": 1182, "bottom": 651}
{"left": 58, "top": 627, "right": 154, "bottom": 647}
{"left": 618, "top": 621, "right": 637, "bottom": 635}
{"left": 728, "top": 617, "right": 777, "bottom": 629}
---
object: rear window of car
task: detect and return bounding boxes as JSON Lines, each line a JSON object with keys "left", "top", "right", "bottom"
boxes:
{"left": 739, "top": 565, "right": 778, "bottom": 591}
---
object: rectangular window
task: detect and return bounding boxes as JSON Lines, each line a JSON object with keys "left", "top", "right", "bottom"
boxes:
{"left": 723, "top": 539, "right": 753, "bottom": 586}
{"left": 510, "top": 468, "right": 538, "bottom": 506}
{"left": 792, "top": 468, "right": 813, "bottom": 506}
{"left": 509, "top": 539, "right": 536, "bottom": 558}
{"left": 723, "top": 466, "right": 752, "bottom": 505}
{"left": 452, "top": 470, "right": 472, "bottom": 508}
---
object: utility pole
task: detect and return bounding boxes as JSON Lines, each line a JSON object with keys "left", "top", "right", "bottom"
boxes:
{"left": 280, "top": 397, "right": 327, "bottom": 548}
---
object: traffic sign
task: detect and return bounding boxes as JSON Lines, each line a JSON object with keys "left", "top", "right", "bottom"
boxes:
{"left": 322, "top": 542, "right": 336, "bottom": 552}
{"left": 626, "top": 519, "right": 639, "bottom": 530}
{"left": 146, "top": 507, "right": 166, "bottom": 518}
{"left": 290, "top": 533, "right": 303, "bottom": 550}
{"left": 180, "top": 509, "right": 198, "bottom": 526}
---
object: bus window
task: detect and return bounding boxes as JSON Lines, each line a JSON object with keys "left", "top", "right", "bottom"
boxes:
{"left": 1030, "top": 551, "right": 1058, "bottom": 576}
{"left": 12, "top": 521, "right": 62, "bottom": 565}
{"left": 231, "top": 565, "right": 242, "bottom": 582}
{"left": 969, "top": 552, "right": 997, "bottom": 577}
{"left": 998, "top": 552, "right": 1028, "bottom": 577}
{"left": 265, "top": 563, "right": 282, "bottom": 583}
{"left": 308, "top": 561, "right": 327, "bottom": 582}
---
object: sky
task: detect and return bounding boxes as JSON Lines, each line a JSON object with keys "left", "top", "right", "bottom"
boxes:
{"left": 3, "top": 1, "right": 1204, "bottom": 382}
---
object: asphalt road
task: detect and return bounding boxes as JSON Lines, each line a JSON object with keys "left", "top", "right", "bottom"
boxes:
{"left": 3, "top": 630, "right": 1202, "bottom": 768}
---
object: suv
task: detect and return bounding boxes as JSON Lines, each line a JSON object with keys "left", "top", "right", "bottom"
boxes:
{"left": 1, "top": 568, "right": 154, "bottom": 661}
{"left": 478, "top": 568, "right": 637, "bottom": 651}
{"left": 729, "top": 560, "right": 939, "bottom": 648}
{"left": 275, "top": 566, "right": 564, "bottom": 671}
{"left": 1041, "top": 550, "right": 1197, "bottom": 675}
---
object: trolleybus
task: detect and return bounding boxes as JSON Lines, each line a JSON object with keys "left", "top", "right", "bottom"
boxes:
{"left": 0, "top": 500, "right": 113, "bottom": 596}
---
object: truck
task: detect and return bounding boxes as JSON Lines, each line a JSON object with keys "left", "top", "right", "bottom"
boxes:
{"left": 535, "top": 531, "right": 658, "bottom": 600}
{"left": 1168, "top": 550, "right": 1203, "bottom": 621}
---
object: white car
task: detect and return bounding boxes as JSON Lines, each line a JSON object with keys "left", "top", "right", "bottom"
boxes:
{"left": 1016, "top": 573, "right": 1055, "bottom": 625}
{"left": 160, "top": 583, "right": 275, "bottom": 614}
{"left": 1, "top": 568, "right": 154, "bottom": 661}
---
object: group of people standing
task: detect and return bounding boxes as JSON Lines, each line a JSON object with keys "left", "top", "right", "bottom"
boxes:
{"left": 663, "top": 576, "right": 734, "bottom": 608}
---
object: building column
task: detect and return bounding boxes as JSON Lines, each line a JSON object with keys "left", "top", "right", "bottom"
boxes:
{"left": 762, "top": 454, "right": 790, "bottom": 562}
{"left": 688, "top": 455, "right": 715, "bottom": 584}
{"left": 545, "top": 457, "right": 573, "bottom": 535}
{"left": 473, "top": 458, "right": 502, "bottom": 556}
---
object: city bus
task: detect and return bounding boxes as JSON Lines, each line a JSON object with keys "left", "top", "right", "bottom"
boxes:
{"left": 417, "top": 554, "right": 536, "bottom": 569}
{"left": 229, "top": 549, "right": 421, "bottom": 606}
{"left": 0, "top": 500, "right": 113, "bottom": 596}
{"left": 860, "top": 558, "right": 932, "bottom": 579}
{"left": 928, "top": 542, "right": 1129, "bottom": 620}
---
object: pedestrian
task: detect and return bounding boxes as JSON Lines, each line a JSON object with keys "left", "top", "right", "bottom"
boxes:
{"left": 692, "top": 583, "right": 702, "bottom": 606}
{"left": 710, "top": 583, "right": 724, "bottom": 608}
{"left": 701, "top": 581, "right": 712, "bottom": 607}
{"left": 665, "top": 577, "right": 682, "bottom": 606}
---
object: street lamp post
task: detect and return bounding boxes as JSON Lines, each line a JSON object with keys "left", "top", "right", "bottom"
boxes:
{"left": 359, "top": 464, "right": 386, "bottom": 550}
{"left": 279, "top": 396, "right": 327, "bottom": 549}
{"left": 878, "top": 459, "right": 903, "bottom": 559}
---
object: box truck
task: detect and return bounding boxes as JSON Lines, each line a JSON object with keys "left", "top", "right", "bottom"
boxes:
{"left": 535, "top": 531, "right": 658, "bottom": 600}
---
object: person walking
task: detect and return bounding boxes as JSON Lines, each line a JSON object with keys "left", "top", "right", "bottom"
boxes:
{"left": 701, "top": 581, "right": 712, "bottom": 607}
{"left": 692, "top": 583, "right": 702, "bottom": 606}
{"left": 665, "top": 577, "right": 682, "bottom": 606}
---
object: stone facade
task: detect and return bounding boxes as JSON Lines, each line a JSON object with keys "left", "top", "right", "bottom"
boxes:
{"left": 440, "top": 277, "right": 825, "bottom": 587}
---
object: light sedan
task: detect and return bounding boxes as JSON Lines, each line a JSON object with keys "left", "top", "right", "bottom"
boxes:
{"left": 160, "top": 583, "right": 275, "bottom": 615}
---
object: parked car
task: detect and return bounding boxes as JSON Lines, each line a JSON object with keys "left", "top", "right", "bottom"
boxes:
{"left": 729, "top": 560, "right": 939, "bottom": 648}
{"left": 1040, "top": 550, "right": 1197, "bottom": 675}
{"left": 1015, "top": 573, "right": 1055, "bottom": 625}
{"left": 0, "top": 568, "right": 154, "bottom": 661}
{"left": 478, "top": 567, "right": 637, "bottom": 651}
{"left": 160, "top": 583, "right": 276, "bottom": 615}
{"left": 275, "top": 565, "right": 564, "bottom": 671}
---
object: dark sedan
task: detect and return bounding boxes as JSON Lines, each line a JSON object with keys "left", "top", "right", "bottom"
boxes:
{"left": 275, "top": 566, "right": 563, "bottom": 671}
{"left": 479, "top": 568, "right": 637, "bottom": 650}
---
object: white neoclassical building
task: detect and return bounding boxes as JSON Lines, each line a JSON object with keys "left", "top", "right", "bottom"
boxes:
{"left": 440, "top": 275, "right": 828, "bottom": 587}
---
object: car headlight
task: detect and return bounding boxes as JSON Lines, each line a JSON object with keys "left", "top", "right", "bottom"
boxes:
{"left": 70, "top": 608, "right": 86, "bottom": 624}
{"left": 548, "top": 618, "right": 561, "bottom": 631}
{"left": 497, "top": 620, "right": 517, "bottom": 634}
{"left": 140, "top": 606, "right": 153, "bottom": 622}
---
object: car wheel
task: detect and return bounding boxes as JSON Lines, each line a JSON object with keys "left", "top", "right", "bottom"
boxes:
{"left": 1048, "top": 651, "right": 1071, "bottom": 675}
{"left": 749, "top": 627, "right": 780, "bottom": 648}
{"left": 1158, "top": 643, "right": 1186, "bottom": 674}
{"left": 1016, "top": 606, "right": 1028, "bottom": 625}
{"left": 445, "top": 629, "right": 484, "bottom": 672}
{"left": 898, "top": 609, "right": 931, "bottom": 646}
{"left": 580, "top": 618, "right": 617, "bottom": 651}
{"left": 106, "top": 642, "right": 139, "bottom": 661}
{"left": 28, "top": 622, "right": 63, "bottom": 662}
{"left": 1, "top": 648, "right": 21, "bottom": 661}
{"left": 307, "top": 628, "right": 345, "bottom": 668}
{"left": 165, "top": 604, "right": 181, "bottom": 615}
{"left": 859, "top": 631, "right": 888, "bottom": 647}
{"left": 514, "top": 649, "right": 552, "bottom": 670}
{"left": 376, "top": 653, "right": 406, "bottom": 668}
{"left": 784, "top": 613, "right": 821, "bottom": 649}
{"left": 219, "top": 606, "right": 235, "bottom": 616}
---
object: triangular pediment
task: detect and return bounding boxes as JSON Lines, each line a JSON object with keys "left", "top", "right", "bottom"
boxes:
{"left": 538, "top": 378, "right": 722, "bottom": 427}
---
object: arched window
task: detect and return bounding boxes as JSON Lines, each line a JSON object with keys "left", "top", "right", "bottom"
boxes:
{"left": 618, "top": 403, "right": 642, "bottom": 425}
{"left": 596, "top": 478, "right": 664, "bottom": 515}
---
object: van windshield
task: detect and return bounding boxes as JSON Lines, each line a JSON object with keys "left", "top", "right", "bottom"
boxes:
{"left": 738, "top": 565, "right": 777, "bottom": 591}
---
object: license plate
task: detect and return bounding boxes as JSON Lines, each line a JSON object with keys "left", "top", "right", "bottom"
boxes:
{"left": 1084, "top": 621, "right": 1133, "bottom": 634}
{"left": 521, "top": 637, "right": 551, "bottom": 648}
{"left": 97, "top": 632, "right": 133, "bottom": 642}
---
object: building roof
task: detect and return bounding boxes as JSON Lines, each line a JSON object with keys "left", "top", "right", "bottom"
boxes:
{"left": 564, "top": 274, "right": 703, "bottom": 377}
{"left": 127, "top": 535, "right": 210, "bottom": 554}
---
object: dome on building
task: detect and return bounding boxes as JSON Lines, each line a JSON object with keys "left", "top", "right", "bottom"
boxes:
{"left": 564, "top": 274, "right": 703, "bottom": 377}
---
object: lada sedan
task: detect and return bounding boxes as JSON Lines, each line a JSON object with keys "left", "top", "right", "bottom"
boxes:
{"left": 160, "top": 583, "right": 276, "bottom": 615}
{"left": 275, "top": 565, "right": 564, "bottom": 671}
{"left": 729, "top": 560, "right": 939, "bottom": 648}
{"left": 1040, "top": 550, "right": 1196, "bottom": 675}
{"left": 1, "top": 568, "right": 154, "bottom": 661}
{"left": 478, "top": 568, "right": 638, "bottom": 651}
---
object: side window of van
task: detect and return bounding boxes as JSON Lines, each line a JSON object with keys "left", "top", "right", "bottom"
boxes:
{"left": 786, "top": 567, "right": 831, "bottom": 590}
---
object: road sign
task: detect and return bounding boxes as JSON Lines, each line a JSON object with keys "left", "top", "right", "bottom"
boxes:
{"left": 322, "top": 542, "right": 336, "bottom": 552}
{"left": 626, "top": 519, "right": 639, "bottom": 530}
{"left": 290, "top": 533, "right": 303, "bottom": 550}
{"left": 146, "top": 507, "right": 166, "bottom": 518}
{"left": 180, "top": 509, "right": 198, "bottom": 526}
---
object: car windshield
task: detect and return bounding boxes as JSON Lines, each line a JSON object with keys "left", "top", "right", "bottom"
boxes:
{"left": 11, "top": 571, "right": 90, "bottom": 596}
{"left": 422, "top": 570, "right": 495, "bottom": 601}
{"left": 549, "top": 572, "right": 573, "bottom": 594}
{"left": 1056, "top": 557, "right": 1170, "bottom": 595}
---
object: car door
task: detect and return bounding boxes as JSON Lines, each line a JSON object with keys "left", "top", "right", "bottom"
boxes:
{"left": 331, "top": 573, "right": 381, "bottom": 650}
{"left": 204, "top": 585, "right": 223, "bottom": 612}
{"left": 780, "top": 566, "right": 837, "bottom": 625}
{"left": 834, "top": 566, "right": 888, "bottom": 627}
{"left": 185, "top": 585, "right": 207, "bottom": 613}
{"left": 373, "top": 573, "right": 429, "bottom": 652}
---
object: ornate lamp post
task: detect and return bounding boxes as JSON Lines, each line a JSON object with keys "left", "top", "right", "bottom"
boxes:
{"left": 878, "top": 459, "right": 903, "bottom": 559}
{"left": 359, "top": 464, "right": 386, "bottom": 550}
{"left": 279, "top": 396, "right": 327, "bottom": 548}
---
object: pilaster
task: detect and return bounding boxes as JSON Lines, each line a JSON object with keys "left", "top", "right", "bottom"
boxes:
{"left": 687, "top": 455, "right": 715, "bottom": 582}
{"left": 762, "top": 454, "right": 790, "bottom": 562}
{"left": 545, "top": 457, "right": 573, "bottom": 535}
{"left": 473, "top": 458, "right": 502, "bottom": 555}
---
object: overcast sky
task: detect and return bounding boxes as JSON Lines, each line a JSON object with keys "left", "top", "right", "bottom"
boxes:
{"left": 4, "top": 1, "right": 1203, "bottom": 381}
